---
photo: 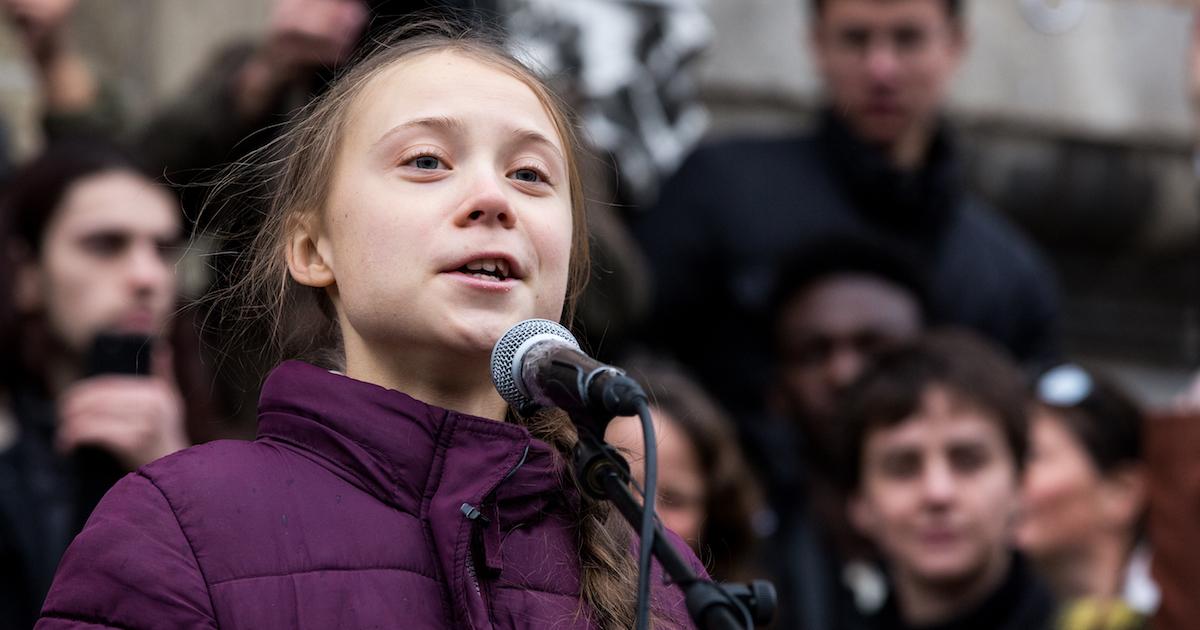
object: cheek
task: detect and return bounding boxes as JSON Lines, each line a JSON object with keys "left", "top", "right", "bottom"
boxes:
{"left": 661, "top": 506, "right": 702, "bottom": 543}
{"left": 41, "top": 255, "right": 119, "bottom": 351}
{"left": 866, "top": 483, "right": 921, "bottom": 530}
{"left": 1024, "top": 454, "right": 1095, "bottom": 517}
{"left": 975, "top": 474, "right": 1021, "bottom": 531}
{"left": 531, "top": 209, "right": 574, "bottom": 316}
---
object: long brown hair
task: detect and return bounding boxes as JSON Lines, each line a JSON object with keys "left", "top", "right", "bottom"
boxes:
{"left": 200, "top": 20, "right": 646, "bottom": 629}
{"left": 623, "top": 356, "right": 766, "bottom": 582}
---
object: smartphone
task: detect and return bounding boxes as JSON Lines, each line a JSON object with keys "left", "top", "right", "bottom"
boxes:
{"left": 74, "top": 332, "right": 155, "bottom": 530}
{"left": 85, "top": 333, "right": 153, "bottom": 377}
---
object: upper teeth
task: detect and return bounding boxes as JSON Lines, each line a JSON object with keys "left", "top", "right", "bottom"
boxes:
{"left": 465, "top": 258, "right": 509, "bottom": 277}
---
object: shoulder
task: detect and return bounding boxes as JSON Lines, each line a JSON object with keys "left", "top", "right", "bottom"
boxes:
{"left": 672, "top": 133, "right": 815, "bottom": 177}
{"left": 138, "top": 438, "right": 282, "bottom": 498}
{"left": 39, "top": 471, "right": 218, "bottom": 628}
{"left": 648, "top": 131, "right": 822, "bottom": 224}
{"left": 952, "top": 198, "right": 1053, "bottom": 278}
{"left": 647, "top": 528, "right": 708, "bottom": 628}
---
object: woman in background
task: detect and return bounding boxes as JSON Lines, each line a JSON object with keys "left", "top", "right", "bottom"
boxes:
{"left": 1016, "top": 363, "right": 1155, "bottom": 629}
{"left": 606, "top": 357, "right": 767, "bottom": 583}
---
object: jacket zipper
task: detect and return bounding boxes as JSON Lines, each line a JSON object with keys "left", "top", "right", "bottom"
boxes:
{"left": 459, "top": 444, "right": 529, "bottom": 627}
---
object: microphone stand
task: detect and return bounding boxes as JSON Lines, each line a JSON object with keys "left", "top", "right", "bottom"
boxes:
{"left": 570, "top": 426, "right": 776, "bottom": 629}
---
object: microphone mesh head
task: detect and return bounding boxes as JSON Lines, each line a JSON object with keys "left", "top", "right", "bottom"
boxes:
{"left": 491, "top": 319, "right": 579, "bottom": 410}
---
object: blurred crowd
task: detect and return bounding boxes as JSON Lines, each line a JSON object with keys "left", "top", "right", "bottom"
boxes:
{"left": 0, "top": 0, "right": 1198, "bottom": 629}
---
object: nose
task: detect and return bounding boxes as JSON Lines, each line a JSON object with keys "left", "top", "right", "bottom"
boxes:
{"left": 920, "top": 458, "right": 957, "bottom": 507}
{"left": 454, "top": 170, "right": 517, "bottom": 230}
{"left": 126, "top": 241, "right": 174, "bottom": 297}
{"left": 865, "top": 42, "right": 900, "bottom": 83}
{"left": 827, "top": 346, "right": 866, "bottom": 389}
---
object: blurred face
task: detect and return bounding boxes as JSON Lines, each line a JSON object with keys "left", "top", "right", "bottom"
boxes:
{"left": 812, "top": 0, "right": 964, "bottom": 146}
{"left": 316, "top": 51, "right": 574, "bottom": 359}
{"left": 776, "top": 274, "right": 922, "bottom": 424}
{"left": 22, "top": 170, "right": 181, "bottom": 354}
{"left": 268, "top": 0, "right": 368, "bottom": 68}
{"left": 1015, "top": 409, "right": 1108, "bottom": 559}
{"left": 851, "top": 386, "right": 1018, "bottom": 588}
{"left": 606, "top": 408, "right": 706, "bottom": 545}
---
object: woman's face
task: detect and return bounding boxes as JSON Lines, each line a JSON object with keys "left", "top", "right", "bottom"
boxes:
{"left": 21, "top": 170, "right": 181, "bottom": 354}
{"left": 1015, "top": 408, "right": 1107, "bottom": 558}
{"left": 606, "top": 408, "right": 707, "bottom": 546}
{"left": 312, "top": 50, "right": 574, "bottom": 362}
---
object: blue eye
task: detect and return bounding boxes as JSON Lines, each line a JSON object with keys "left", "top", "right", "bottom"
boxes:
{"left": 412, "top": 156, "right": 442, "bottom": 170}
{"left": 512, "top": 168, "right": 542, "bottom": 183}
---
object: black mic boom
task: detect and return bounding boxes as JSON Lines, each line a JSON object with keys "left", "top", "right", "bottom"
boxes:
{"left": 490, "top": 319, "right": 647, "bottom": 432}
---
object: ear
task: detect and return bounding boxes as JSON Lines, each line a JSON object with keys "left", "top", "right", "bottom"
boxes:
{"left": 286, "top": 216, "right": 335, "bottom": 288}
{"left": 1100, "top": 465, "right": 1147, "bottom": 530}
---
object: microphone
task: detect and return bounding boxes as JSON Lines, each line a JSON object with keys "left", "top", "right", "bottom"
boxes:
{"left": 490, "top": 319, "right": 647, "bottom": 430}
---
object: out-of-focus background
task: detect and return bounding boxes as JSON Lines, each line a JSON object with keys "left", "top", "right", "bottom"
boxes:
{"left": 2, "top": 0, "right": 1190, "bottom": 404}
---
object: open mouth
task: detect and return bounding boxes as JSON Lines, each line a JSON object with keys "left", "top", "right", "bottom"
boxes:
{"left": 456, "top": 258, "right": 512, "bottom": 282}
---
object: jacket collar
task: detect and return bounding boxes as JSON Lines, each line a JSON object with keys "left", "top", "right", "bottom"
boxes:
{"left": 254, "top": 360, "right": 563, "bottom": 518}
{"left": 816, "top": 108, "right": 963, "bottom": 239}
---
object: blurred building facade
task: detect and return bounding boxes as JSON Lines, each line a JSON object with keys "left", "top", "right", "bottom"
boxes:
{"left": 0, "top": 0, "right": 1194, "bottom": 402}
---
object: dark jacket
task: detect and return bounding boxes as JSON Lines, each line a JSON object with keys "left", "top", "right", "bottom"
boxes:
{"left": 0, "top": 390, "right": 127, "bottom": 630}
{"left": 38, "top": 360, "right": 701, "bottom": 629}
{"left": 634, "top": 112, "right": 1060, "bottom": 421}
{"left": 864, "top": 554, "right": 1054, "bottom": 630}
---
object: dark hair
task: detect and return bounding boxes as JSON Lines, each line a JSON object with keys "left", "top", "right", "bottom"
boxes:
{"left": 767, "top": 235, "right": 932, "bottom": 350}
{"left": 0, "top": 141, "right": 152, "bottom": 389}
{"left": 1034, "top": 364, "right": 1143, "bottom": 474}
{"left": 623, "top": 356, "right": 765, "bottom": 581}
{"left": 840, "top": 328, "right": 1030, "bottom": 490}
{"left": 2, "top": 141, "right": 151, "bottom": 257}
{"left": 810, "top": 0, "right": 962, "bottom": 19}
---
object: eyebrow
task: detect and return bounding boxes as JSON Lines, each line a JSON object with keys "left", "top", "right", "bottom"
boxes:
{"left": 371, "top": 116, "right": 565, "bottom": 163}
{"left": 372, "top": 116, "right": 466, "bottom": 149}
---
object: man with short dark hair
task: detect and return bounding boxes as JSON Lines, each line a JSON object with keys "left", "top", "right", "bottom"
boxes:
{"left": 635, "top": 0, "right": 1059, "bottom": 427}
{"left": 842, "top": 330, "right": 1055, "bottom": 630}
{"left": 761, "top": 237, "right": 932, "bottom": 630}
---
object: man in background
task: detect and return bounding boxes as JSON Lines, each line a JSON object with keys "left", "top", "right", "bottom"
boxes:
{"left": 636, "top": 0, "right": 1059, "bottom": 426}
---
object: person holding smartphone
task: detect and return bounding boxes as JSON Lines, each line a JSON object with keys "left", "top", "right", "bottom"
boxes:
{"left": 0, "top": 141, "right": 193, "bottom": 628}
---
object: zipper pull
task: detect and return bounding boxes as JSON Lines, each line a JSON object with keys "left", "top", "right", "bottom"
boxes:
{"left": 460, "top": 502, "right": 491, "bottom": 526}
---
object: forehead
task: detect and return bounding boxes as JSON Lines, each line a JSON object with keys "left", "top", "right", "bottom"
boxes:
{"left": 865, "top": 387, "right": 1010, "bottom": 455}
{"left": 49, "top": 171, "right": 180, "bottom": 238}
{"left": 346, "top": 50, "right": 565, "bottom": 153}
{"left": 818, "top": 0, "right": 952, "bottom": 26}
{"left": 782, "top": 274, "right": 921, "bottom": 337}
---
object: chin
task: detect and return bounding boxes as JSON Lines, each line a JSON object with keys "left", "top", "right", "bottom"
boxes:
{"left": 442, "top": 312, "right": 524, "bottom": 355}
{"left": 911, "top": 558, "right": 979, "bottom": 586}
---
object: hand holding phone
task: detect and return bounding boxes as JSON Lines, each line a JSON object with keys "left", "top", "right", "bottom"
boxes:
{"left": 59, "top": 333, "right": 188, "bottom": 470}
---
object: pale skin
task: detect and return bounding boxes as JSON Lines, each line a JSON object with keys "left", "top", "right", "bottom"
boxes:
{"left": 606, "top": 409, "right": 707, "bottom": 546}
{"left": 850, "top": 386, "right": 1018, "bottom": 626}
{"left": 810, "top": 0, "right": 966, "bottom": 170}
{"left": 1016, "top": 409, "right": 1146, "bottom": 601}
{"left": 287, "top": 51, "right": 575, "bottom": 421}
{"left": 15, "top": 171, "right": 188, "bottom": 469}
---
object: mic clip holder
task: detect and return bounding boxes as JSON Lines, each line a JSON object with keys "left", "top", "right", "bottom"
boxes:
{"left": 570, "top": 427, "right": 776, "bottom": 629}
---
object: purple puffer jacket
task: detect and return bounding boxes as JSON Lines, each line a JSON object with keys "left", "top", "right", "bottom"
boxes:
{"left": 38, "top": 360, "right": 702, "bottom": 629}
